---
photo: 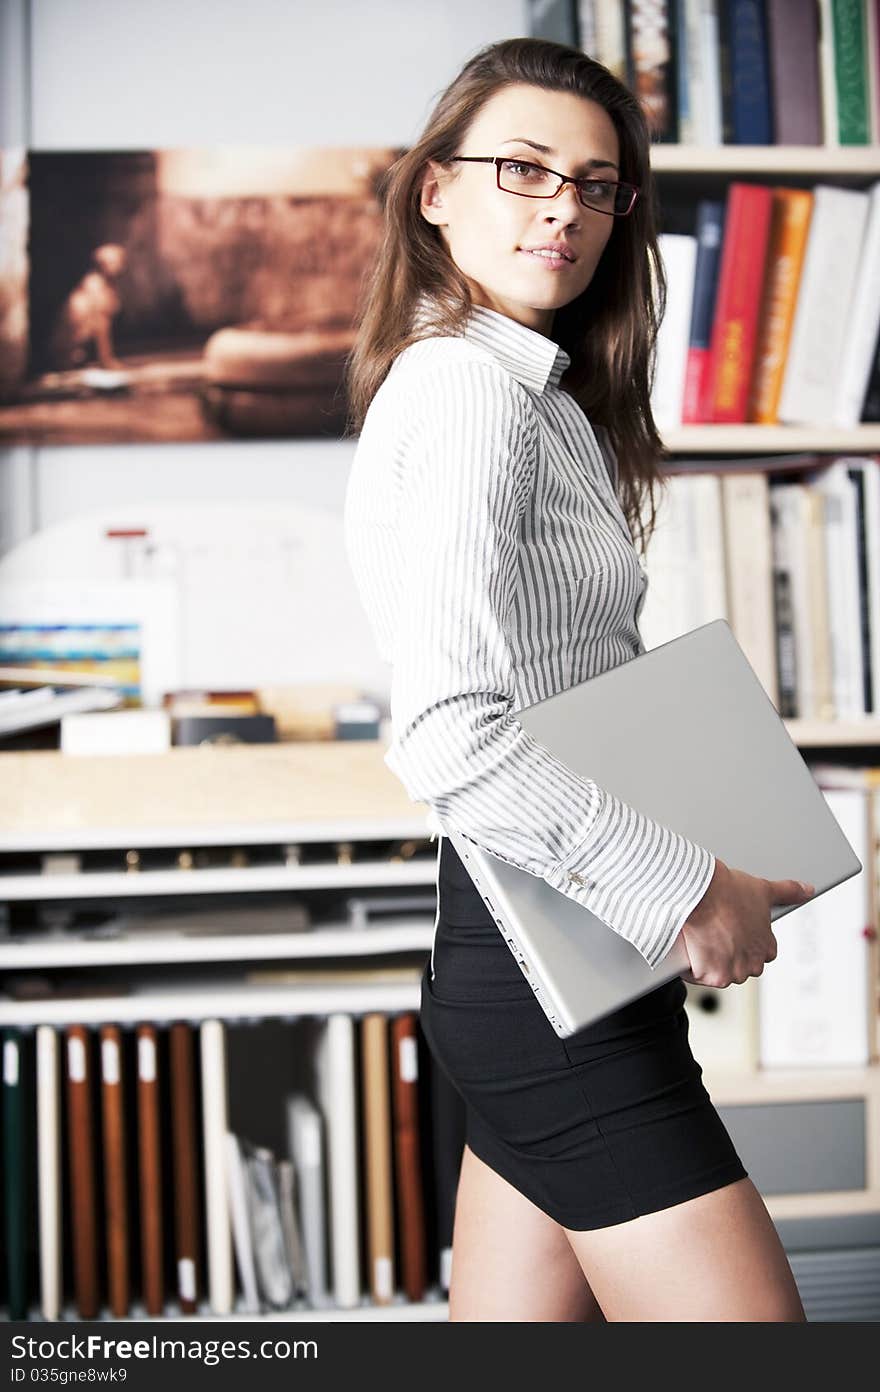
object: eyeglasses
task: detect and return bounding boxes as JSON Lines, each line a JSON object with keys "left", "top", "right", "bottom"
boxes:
{"left": 448, "top": 155, "right": 639, "bottom": 217}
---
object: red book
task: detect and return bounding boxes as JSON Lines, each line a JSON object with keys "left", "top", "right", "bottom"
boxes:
{"left": 704, "top": 184, "right": 774, "bottom": 423}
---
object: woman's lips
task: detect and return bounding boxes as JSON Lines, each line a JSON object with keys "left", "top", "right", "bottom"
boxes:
{"left": 518, "top": 248, "right": 576, "bottom": 270}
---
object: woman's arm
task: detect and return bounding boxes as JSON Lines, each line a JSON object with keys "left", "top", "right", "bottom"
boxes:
{"left": 385, "top": 356, "right": 714, "bottom": 970}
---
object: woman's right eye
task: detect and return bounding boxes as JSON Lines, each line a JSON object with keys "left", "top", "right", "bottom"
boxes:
{"left": 502, "top": 160, "right": 542, "bottom": 179}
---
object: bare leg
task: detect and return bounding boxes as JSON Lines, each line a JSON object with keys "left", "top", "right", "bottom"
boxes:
{"left": 562, "top": 1176, "right": 805, "bottom": 1322}
{"left": 448, "top": 1144, "right": 606, "bottom": 1322}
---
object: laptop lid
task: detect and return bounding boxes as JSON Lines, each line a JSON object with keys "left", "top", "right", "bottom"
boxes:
{"left": 441, "top": 619, "right": 863, "bottom": 1038}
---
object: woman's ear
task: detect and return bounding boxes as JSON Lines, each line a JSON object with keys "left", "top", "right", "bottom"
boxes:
{"left": 420, "top": 159, "right": 449, "bottom": 227}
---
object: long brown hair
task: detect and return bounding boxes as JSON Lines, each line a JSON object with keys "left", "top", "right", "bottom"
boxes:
{"left": 345, "top": 36, "right": 671, "bottom": 555}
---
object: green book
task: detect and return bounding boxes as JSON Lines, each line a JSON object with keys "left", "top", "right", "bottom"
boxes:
{"left": 833, "top": 0, "right": 871, "bottom": 144}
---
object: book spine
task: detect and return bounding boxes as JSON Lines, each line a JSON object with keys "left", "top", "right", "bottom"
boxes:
{"left": 682, "top": 200, "right": 725, "bottom": 422}
{"left": 833, "top": 0, "right": 871, "bottom": 142}
{"left": 748, "top": 188, "right": 814, "bottom": 423}
{"left": 728, "top": 0, "right": 775, "bottom": 142}
{"left": 766, "top": 0, "right": 823, "bottom": 143}
{"left": 707, "top": 184, "right": 774, "bottom": 421}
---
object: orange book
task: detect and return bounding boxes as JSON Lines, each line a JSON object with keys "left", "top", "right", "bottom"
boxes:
{"left": 748, "top": 189, "right": 814, "bottom": 423}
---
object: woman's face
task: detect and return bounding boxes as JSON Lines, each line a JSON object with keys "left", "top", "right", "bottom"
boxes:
{"left": 420, "top": 83, "right": 621, "bottom": 335}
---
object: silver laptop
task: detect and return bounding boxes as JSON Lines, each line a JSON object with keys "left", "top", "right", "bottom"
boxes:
{"left": 441, "top": 618, "right": 862, "bottom": 1039}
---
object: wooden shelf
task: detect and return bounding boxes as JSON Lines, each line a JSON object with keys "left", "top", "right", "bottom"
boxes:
{"left": 650, "top": 144, "right": 880, "bottom": 175}
{"left": 661, "top": 424, "right": 880, "bottom": 453}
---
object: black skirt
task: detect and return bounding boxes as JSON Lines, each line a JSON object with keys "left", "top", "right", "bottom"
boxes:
{"left": 419, "top": 834, "right": 748, "bottom": 1231}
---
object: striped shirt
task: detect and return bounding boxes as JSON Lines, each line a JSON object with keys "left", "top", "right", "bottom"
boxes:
{"left": 343, "top": 301, "right": 715, "bottom": 969}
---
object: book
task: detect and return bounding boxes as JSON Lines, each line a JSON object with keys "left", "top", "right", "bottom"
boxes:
{"left": 389, "top": 1013, "right": 428, "bottom": 1302}
{"left": 831, "top": 182, "right": 880, "bottom": 427}
{"left": 225, "top": 1132, "right": 260, "bottom": 1313}
{"left": 36, "top": 1026, "right": 63, "bottom": 1321}
{"left": 706, "top": 183, "right": 774, "bottom": 422}
{"left": 314, "top": 1015, "right": 361, "bottom": 1309}
{"left": 748, "top": 189, "right": 813, "bottom": 425}
{"left": 360, "top": 1014, "right": 396, "bottom": 1305}
{"left": 285, "top": 1093, "right": 328, "bottom": 1308}
{"left": 720, "top": 471, "right": 779, "bottom": 706}
{"left": 4, "top": 1029, "right": 29, "bottom": 1319}
{"left": 681, "top": 200, "right": 724, "bottom": 423}
{"left": 719, "top": 0, "right": 774, "bottom": 143}
{"left": 99, "top": 1024, "right": 130, "bottom": 1317}
{"left": 200, "top": 1020, "right": 234, "bottom": 1315}
{"left": 777, "top": 185, "right": 870, "bottom": 425}
{"left": 169, "top": 1022, "right": 201, "bottom": 1314}
{"left": 64, "top": 1025, "right": 100, "bottom": 1318}
{"left": 136, "top": 1024, "right": 164, "bottom": 1316}
{"left": 767, "top": 0, "right": 823, "bottom": 144}
{"left": 652, "top": 233, "right": 698, "bottom": 429}
{"left": 832, "top": 0, "right": 872, "bottom": 143}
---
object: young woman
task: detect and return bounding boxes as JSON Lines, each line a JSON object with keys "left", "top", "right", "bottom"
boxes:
{"left": 343, "top": 37, "right": 813, "bottom": 1322}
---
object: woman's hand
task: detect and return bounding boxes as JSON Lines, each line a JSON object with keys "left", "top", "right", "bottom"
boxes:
{"left": 679, "top": 857, "right": 815, "bottom": 988}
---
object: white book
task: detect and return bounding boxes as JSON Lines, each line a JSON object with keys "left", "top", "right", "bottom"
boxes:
{"left": 224, "top": 1132, "right": 260, "bottom": 1313}
{"left": 721, "top": 471, "right": 777, "bottom": 706}
{"left": 639, "top": 473, "right": 727, "bottom": 652}
{"left": 777, "top": 186, "right": 870, "bottom": 425}
{"left": 813, "top": 461, "right": 867, "bottom": 718}
{"left": 313, "top": 1014, "right": 361, "bottom": 1310}
{"left": 817, "top": 0, "right": 839, "bottom": 147}
{"left": 758, "top": 787, "right": 871, "bottom": 1067}
{"left": 696, "top": 0, "right": 723, "bottom": 145}
{"left": 651, "top": 234, "right": 698, "bottom": 429}
{"left": 199, "top": 1020, "right": 234, "bottom": 1315}
{"left": 285, "top": 1092, "right": 329, "bottom": 1308}
{"left": 831, "top": 182, "right": 880, "bottom": 427}
{"left": 36, "top": 1025, "right": 62, "bottom": 1322}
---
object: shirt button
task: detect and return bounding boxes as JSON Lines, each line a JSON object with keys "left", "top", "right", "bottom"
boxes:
{"left": 568, "top": 871, "right": 587, "bottom": 886}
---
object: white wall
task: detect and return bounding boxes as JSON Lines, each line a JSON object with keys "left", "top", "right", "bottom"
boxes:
{"left": 0, "top": 0, "right": 529, "bottom": 693}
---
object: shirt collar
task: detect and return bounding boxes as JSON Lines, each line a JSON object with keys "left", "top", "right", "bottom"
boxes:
{"left": 412, "top": 294, "right": 571, "bottom": 393}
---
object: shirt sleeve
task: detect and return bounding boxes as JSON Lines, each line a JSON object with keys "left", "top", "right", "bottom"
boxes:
{"left": 383, "top": 356, "right": 715, "bottom": 969}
